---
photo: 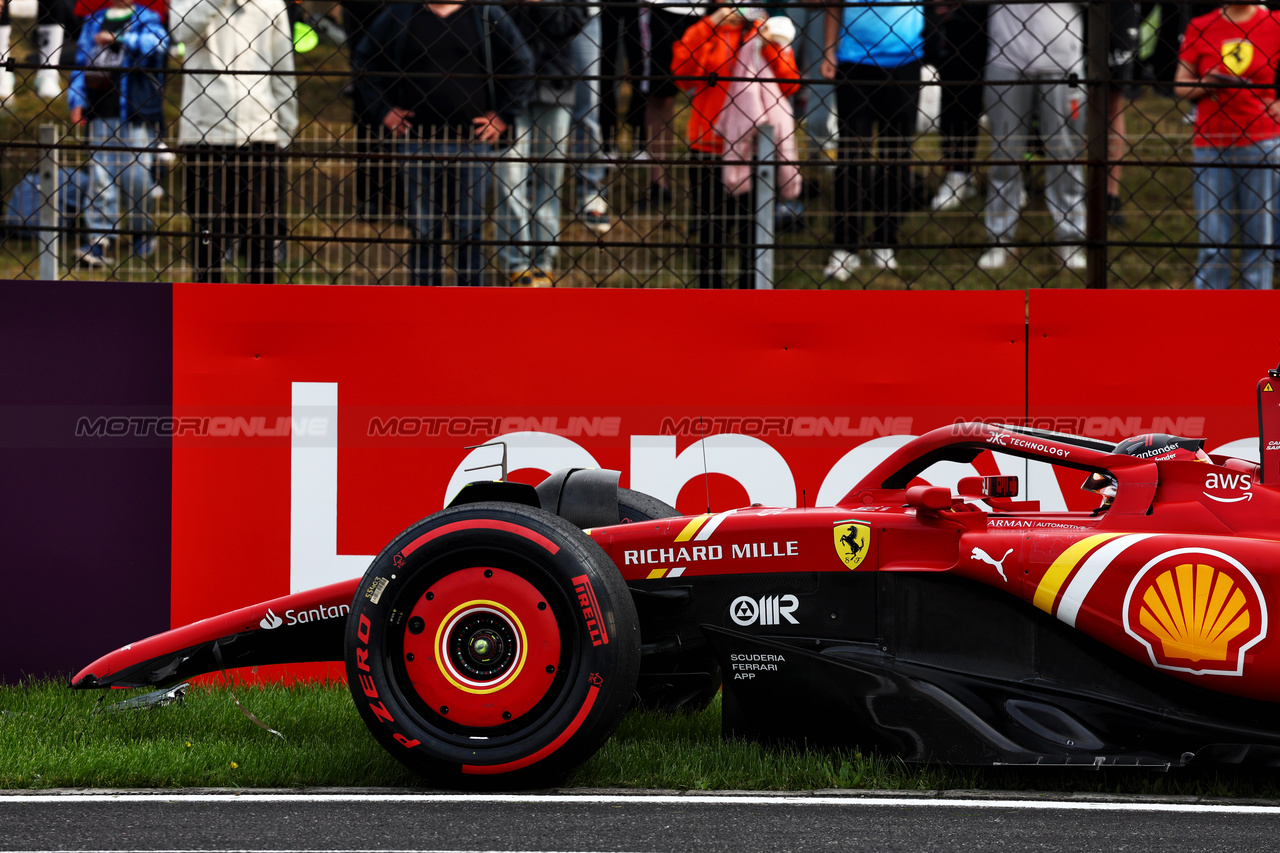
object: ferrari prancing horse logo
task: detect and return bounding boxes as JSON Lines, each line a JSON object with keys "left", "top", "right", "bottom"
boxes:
{"left": 834, "top": 522, "right": 871, "bottom": 570}
{"left": 1221, "top": 39, "right": 1254, "bottom": 76}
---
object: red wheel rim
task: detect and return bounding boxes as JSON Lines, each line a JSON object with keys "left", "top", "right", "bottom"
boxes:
{"left": 402, "top": 566, "right": 561, "bottom": 728}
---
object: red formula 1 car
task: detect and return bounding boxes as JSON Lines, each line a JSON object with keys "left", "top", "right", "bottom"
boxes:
{"left": 73, "top": 367, "right": 1280, "bottom": 786}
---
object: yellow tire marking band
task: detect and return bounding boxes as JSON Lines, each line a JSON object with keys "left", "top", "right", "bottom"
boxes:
{"left": 674, "top": 515, "right": 710, "bottom": 542}
{"left": 1033, "top": 533, "right": 1126, "bottom": 615}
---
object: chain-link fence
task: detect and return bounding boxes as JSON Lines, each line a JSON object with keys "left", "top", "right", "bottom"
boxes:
{"left": 0, "top": 0, "right": 1265, "bottom": 288}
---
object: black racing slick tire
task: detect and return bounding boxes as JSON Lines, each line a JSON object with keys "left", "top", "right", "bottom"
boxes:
{"left": 617, "top": 488, "right": 678, "bottom": 525}
{"left": 345, "top": 502, "right": 640, "bottom": 788}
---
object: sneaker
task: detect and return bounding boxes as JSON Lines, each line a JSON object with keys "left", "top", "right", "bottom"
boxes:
{"left": 822, "top": 249, "right": 860, "bottom": 282}
{"left": 134, "top": 237, "right": 156, "bottom": 260}
{"left": 0, "top": 70, "right": 14, "bottom": 103}
{"left": 581, "top": 196, "right": 612, "bottom": 235}
{"left": 510, "top": 269, "right": 553, "bottom": 287}
{"left": 77, "top": 242, "right": 113, "bottom": 268}
{"left": 978, "top": 247, "right": 1011, "bottom": 270}
{"left": 34, "top": 69, "right": 61, "bottom": 100}
{"left": 870, "top": 248, "right": 898, "bottom": 271}
{"left": 930, "top": 171, "right": 977, "bottom": 212}
{"left": 1058, "top": 245, "right": 1086, "bottom": 271}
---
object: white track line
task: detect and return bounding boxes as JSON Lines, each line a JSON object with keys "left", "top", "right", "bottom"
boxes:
{"left": 1, "top": 793, "right": 1280, "bottom": 814}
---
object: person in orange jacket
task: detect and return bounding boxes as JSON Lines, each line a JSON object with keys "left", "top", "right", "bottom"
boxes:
{"left": 674, "top": 7, "right": 799, "bottom": 288}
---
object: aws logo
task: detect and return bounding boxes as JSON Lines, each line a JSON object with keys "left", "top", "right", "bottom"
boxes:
{"left": 1123, "top": 548, "right": 1267, "bottom": 676}
{"left": 1204, "top": 471, "right": 1252, "bottom": 503}
{"left": 833, "top": 521, "right": 870, "bottom": 570}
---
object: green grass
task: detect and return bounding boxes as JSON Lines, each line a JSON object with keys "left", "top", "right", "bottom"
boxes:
{"left": 0, "top": 679, "right": 417, "bottom": 788}
{"left": 5, "top": 678, "right": 1280, "bottom": 796}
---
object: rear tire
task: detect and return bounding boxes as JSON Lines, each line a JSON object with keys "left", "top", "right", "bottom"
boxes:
{"left": 617, "top": 488, "right": 678, "bottom": 525}
{"left": 345, "top": 502, "right": 639, "bottom": 788}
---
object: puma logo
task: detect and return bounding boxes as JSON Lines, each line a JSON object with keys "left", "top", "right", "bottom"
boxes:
{"left": 971, "top": 547, "right": 1014, "bottom": 582}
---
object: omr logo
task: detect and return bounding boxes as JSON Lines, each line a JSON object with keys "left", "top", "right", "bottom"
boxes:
{"left": 730, "top": 595, "right": 799, "bottom": 626}
{"left": 260, "top": 608, "right": 284, "bottom": 630}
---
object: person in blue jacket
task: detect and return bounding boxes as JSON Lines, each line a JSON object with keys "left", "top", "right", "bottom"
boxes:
{"left": 68, "top": 0, "right": 168, "bottom": 267}
{"left": 820, "top": 0, "right": 924, "bottom": 278}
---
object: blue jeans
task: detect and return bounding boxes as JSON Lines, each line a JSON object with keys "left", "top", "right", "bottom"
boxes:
{"left": 85, "top": 118, "right": 156, "bottom": 249}
{"left": 570, "top": 14, "right": 606, "bottom": 207}
{"left": 496, "top": 103, "right": 572, "bottom": 271}
{"left": 402, "top": 135, "right": 490, "bottom": 286}
{"left": 1193, "top": 143, "right": 1275, "bottom": 290}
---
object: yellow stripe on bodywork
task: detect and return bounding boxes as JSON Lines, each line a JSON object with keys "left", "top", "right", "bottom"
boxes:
{"left": 646, "top": 569, "right": 667, "bottom": 580}
{"left": 674, "top": 515, "right": 710, "bottom": 542}
{"left": 1032, "top": 533, "right": 1126, "bottom": 614}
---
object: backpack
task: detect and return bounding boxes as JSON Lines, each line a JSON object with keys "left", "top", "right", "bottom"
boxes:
{"left": 4, "top": 167, "right": 88, "bottom": 238}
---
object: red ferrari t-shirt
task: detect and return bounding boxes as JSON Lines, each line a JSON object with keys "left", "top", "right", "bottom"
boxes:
{"left": 1180, "top": 7, "right": 1280, "bottom": 147}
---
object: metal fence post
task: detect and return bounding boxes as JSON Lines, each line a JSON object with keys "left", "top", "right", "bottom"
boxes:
{"left": 754, "top": 124, "right": 776, "bottom": 289}
{"left": 1084, "top": 0, "right": 1110, "bottom": 289}
{"left": 37, "top": 124, "right": 60, "bottom": 281}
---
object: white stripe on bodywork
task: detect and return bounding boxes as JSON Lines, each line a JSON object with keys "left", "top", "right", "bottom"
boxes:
{"left": 668, "top": 567, "right": 686, "bottom": 578}
{"left": 1056, "top": 533, "right": 1159, "bottom": 628}
{"left": 693, "top": 509, "right": 736, "bottom": 541}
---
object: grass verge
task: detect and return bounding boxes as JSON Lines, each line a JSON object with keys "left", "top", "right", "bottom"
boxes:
{"left": 3, "top": 678, "right": 1280, "bottom": 796}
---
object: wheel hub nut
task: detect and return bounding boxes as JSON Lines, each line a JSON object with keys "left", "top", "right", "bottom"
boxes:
{"left": 469, "top": 630, "right": 503, "bottom": 663}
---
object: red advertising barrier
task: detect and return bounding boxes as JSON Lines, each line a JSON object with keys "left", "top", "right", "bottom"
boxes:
{"left": 13, "top": 282, "right": 1280, "bottom": 685}
{"left": 171, "top": 285, "right": 1028, "bottom": 630}
{"left": 1028, "top": 290, "right": 1277, "bottom": 510}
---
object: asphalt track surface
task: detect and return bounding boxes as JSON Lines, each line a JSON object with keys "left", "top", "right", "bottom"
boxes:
{"left": 4, "top": 792, "right": 1280, "bottom": 853}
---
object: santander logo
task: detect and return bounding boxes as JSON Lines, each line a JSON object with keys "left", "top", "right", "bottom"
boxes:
{"left": 260, "top": 608, "right": 284, "bottom": 630}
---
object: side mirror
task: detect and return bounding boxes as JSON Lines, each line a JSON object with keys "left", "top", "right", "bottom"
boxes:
{"left": 957, "top": 475, "right": 1019, "bottom": 499}
{"left": 905, "top": 485, "right": 952, "bottom": 511}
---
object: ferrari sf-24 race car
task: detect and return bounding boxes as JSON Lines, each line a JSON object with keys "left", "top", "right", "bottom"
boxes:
{"left": 73, "top": 368, "right": 1280, "bottom": 786}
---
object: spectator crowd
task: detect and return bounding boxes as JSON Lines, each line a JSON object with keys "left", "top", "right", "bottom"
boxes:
{"left": 7, "top": 0, "right": 1280, "bottom": 288}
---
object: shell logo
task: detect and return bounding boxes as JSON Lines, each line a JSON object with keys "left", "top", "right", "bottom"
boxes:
{"left": 1123, "top": 548, "right": 1267, "bottom": 677}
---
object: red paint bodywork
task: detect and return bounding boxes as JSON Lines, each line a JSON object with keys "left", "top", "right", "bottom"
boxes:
{"left": 75, "top": 420, "right": 1280, "bottom": 705}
